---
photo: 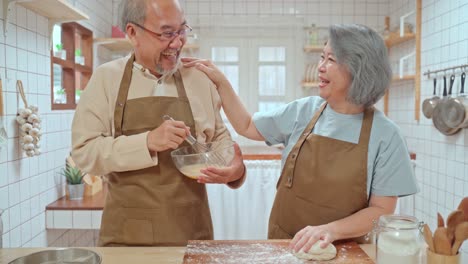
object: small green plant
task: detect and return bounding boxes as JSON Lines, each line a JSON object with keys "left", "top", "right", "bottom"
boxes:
{"left": 55, "top": 43, "right": 63, "bottom": 51}
{"left": 75, "top": 89, "right": 82, "bottom": 96}
{"left": 75, "top": 48, "right": 82, "bottom": 56}
{"left": 56, "top": 88, "right": 66, "bottom": 95}
{"left": 60, "top": 164, "right": 86, "bottom": 185}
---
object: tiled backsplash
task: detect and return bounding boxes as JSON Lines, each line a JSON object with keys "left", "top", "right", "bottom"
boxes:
{"left": 0, "top": 0, "right": 112, "bottom": 248}
{"left": 388, "top": 0, "right": 468, "bottom": 256}
{"left": 1, "top": 0, "right": 467, "bottom": 255}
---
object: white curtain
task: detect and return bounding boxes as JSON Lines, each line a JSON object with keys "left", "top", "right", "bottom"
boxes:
{"left": 207, "top": 160, "right": 282, "bottom": 240}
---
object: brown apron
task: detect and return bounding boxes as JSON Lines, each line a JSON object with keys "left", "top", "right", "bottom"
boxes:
{"left": 268, "top": 102, "right": 373, "bottom": 241}
{"left": 98, "top": 55, "right": 213, "bottom": 246}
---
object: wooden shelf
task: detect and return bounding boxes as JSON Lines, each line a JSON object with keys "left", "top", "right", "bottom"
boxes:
{"left": 303, "top": 45, "right": 323, "bottom": 53}
{"left": 4, "top": 0, "right": 89, "bottom": 42}
{"left": 94, "top": 38, "right": 133, "bottom": 52}
{"left": 75, "top": 64, "right": 92, "bottom": 73}
{"left": 94, "top": 38, "right": 199, "bottom": 53}
{"left": 385, "top": 32, "right": 415, "bottom": 47}
{"left": 52, "top": 56, "right": 74, "bottom": 69}
{"left": 301, "top": 82, "right": 319, "bottom": 88}
{"left": 392, "top": 75, "right": 415, "bottom": 82}
{"left": 15, "top": 0, "right": 89, "bottom": 21}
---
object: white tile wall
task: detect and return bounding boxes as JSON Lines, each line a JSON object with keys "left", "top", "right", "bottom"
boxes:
{"left": 2, "top": 0, "right": 467, "bottom": 252}
{"left": 387, "top": 0, "right": 468, "bottom": 258}
{"left": 0, "top": 0, "right": 112, "bottom": 248}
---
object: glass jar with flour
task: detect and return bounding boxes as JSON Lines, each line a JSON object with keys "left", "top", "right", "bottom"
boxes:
{"left": 374, "top": 214, "right": 423, "bottom": 264}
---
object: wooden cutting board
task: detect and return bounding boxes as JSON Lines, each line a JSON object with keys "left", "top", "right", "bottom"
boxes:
{"left": 183, "top": 240, "right": 374, "bottom": 263}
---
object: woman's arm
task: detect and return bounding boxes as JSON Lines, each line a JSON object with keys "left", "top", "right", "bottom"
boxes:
{"left": 290, "top": 195, "right": 397, "bottom": 252}
{"left": 182, "top": 57, "right": 264, "bottom": 141}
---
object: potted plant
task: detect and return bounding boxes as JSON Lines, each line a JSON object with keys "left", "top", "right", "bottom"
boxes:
{"left": 75, "top": 48, "right": 84, "bottom": 65}
{"left": 60, "top": 163, "right": 86, "bottom": 200}
{"left": 54, "top": 43, "right": 66, "bottom": 60}
{"left": 54, "top": 88, "right": 66, "bottom": 104}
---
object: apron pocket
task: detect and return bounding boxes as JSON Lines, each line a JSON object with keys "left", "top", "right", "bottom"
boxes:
{"left": 123, "top": 218, "right": 154, "bottom": 246}
{"left": 157, "top": 202, "right": 213, "bottom": 243}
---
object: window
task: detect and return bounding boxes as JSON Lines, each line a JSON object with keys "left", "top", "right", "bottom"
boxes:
{"left": 205, "top": 38, "right": 294, "bottom": 145}
{"left": 257, "top": 46, "right": 286, "bottom": 112}
{"left": 51, "top": 22, "right": 93, "bottom": 110}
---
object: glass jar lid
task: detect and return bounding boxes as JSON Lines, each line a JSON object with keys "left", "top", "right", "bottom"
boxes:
{"left": 378, "top": 214, "right": 421, "bottom": 230}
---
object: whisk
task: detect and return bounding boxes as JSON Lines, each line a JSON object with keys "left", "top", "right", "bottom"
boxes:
{"left": 162, "top": 115, "right": 226, "bottom": 166}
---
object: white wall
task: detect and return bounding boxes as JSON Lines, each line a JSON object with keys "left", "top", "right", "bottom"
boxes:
{"left": 0, "top": 0, "right": 113, "bottom": 248}
{"left": 1, "top": 0, "right": 467, "bottom": 253}
{"left": 404, "top": 0, "right": 468, "bottom": 256}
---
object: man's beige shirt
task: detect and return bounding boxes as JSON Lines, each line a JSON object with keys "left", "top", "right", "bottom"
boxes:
{"left": 71, "top": 56, "right": 230, "bottom": 176}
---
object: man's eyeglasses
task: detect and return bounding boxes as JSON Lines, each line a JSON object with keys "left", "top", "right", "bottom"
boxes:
{"left": 131, "top": 22, "right": 192, "bottom": 41}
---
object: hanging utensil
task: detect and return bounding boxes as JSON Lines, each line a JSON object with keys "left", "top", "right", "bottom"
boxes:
{"left": 432, "top": 75, "right": 461, "bottom": 135}
{"left": 442, "top": 72, "right": 468, "bottom": 128}
{"left": 422, "top": 77, "right": 440, "bottom": 118}
{"left": 0, "top": 76, "right": 7, "bottom": 147}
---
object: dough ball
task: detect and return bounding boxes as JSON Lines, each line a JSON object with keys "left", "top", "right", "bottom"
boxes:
{"left": 293, "top": 241, "right": 337, "bottom": 261}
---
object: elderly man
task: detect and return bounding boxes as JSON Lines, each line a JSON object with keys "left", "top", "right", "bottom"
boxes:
{"left": 71, "top": 0, "right": 246, "bottom": 246}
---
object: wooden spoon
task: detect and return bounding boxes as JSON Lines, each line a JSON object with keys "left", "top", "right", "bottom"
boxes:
{"left": 451, "top": 221, "right": 468, "bottom": 255}
{"left": 457, "top": 197, "right": 468, "bottom": 221}
{"left": 433, "top": 227, "right": 452, "bottom": 255}
{"left": 423, "top": 224, "right": 435, "bottom": 252}
{"left": 437, "top": 212, "right": 445, "bottom": 227}
{"left": 446, "top": 210, "right": 464, "bottom": 244}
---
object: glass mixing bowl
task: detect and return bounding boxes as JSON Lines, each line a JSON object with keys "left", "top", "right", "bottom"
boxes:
{"left": 171, "top": 140, "right": 235, "bottom": 179}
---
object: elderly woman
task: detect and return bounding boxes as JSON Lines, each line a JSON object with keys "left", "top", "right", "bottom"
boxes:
{"left": 183, "top": 24, "right": 418, "bottom": 253}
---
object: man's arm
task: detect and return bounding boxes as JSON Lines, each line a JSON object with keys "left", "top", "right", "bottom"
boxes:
{"left": 71, "top": 67, "right": 188, "bottom": 175}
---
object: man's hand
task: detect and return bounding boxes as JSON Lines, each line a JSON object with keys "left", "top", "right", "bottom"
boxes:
{"left": 197, "top": 143, "right": 245, "bottom": 184}
{"left": 147, "top": 119, "right": 190, "bottom": 152}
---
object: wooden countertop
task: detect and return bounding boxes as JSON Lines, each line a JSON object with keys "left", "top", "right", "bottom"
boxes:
{"left": 0, "top": 244, "right": 380, "bottom": 263}
{"left": 241, "top": 145, "right": 282, "bottom": 160}
{"left": 46, "top": 185, "right": 107, "bottom": 210}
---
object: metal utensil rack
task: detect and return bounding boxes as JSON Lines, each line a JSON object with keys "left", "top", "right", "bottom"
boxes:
{"left": 424, "top": 64, "right": 468, "bottom": 78}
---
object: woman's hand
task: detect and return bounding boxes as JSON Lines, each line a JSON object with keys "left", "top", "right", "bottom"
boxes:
{"left": 197, "top": 143, "right": 245, "bottom": 184}
{"left": 181, "top": 57, "right": 230, "bottom": 88}
{"left": 289, "top": 225, "right": 337, "bottom": 253}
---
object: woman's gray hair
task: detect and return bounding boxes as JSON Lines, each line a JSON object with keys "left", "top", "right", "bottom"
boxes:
{"left": 118, "top": 0, "right": 149, "bottom": 33}
{"left": 328, "top": 24, "right": 392, "bottom": 107}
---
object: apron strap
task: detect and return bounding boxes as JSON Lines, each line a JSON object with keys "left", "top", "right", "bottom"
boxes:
{"left": 173, "top": 70, "right": 188, "bottom": 100}
{"left": 114, "top": 54, "right": 135, "bottom": 137}
{"left": 358, "top": 107, "right": 374, "bottom": 145}
{"left": 278, "top": 102, "right": 327, "bottom": 188}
